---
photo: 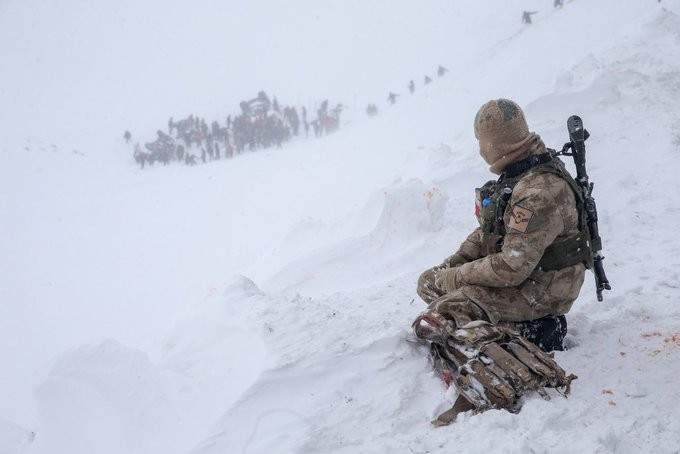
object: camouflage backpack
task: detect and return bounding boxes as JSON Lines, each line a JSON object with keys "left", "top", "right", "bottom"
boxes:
{"left": 413, "top": 311, "right": 576, "bottom": 425}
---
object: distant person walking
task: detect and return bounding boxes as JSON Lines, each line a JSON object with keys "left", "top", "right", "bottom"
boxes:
{"left": 522, "top": 11, "right": 538, "bottom": 24}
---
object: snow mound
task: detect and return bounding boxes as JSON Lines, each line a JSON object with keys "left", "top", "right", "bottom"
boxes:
{"left": 265, "top": 178, "right": 448, "bottom": 295}
{"left": 160, "top": 274, "right": 268, "bottom": 383}
{"left": 32, "top": 323, "right": 268, "bottom": 454}
{"left": 31, "top": 281, "right": 270, "bottom": 454}
{"left": 191, "top": 283, "right": 441, "bottom": 454}
{"left": 369, "top": 178, "right": 448, "bottom": 247}
{"left": 32, "top": 340, "right": 168, "bottom": 454}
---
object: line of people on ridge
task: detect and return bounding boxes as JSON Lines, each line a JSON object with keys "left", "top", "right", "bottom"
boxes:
{"left": 367, "top": 1, "right": 574, "bottom": 117}
{"left": 367, "top": 64, "right": 449, "bottom": 116}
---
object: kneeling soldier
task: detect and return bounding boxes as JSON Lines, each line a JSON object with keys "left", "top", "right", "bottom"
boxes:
{"left": 414, "top": 99, "right": 590, "bottom": 424}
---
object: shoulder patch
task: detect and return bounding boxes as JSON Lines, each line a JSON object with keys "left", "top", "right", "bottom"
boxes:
{"left": 508, "top": 205, "right": 534, "bottom": 233}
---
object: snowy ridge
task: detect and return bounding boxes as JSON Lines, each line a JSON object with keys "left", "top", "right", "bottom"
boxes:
{"left": 2, "top": 1, "right": 680, "bottom": 453}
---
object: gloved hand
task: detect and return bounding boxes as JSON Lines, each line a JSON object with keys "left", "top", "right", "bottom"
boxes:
{"left": 417, "top": 268, "right": 445, "bottom": 303}
{"left": 434, "top": 267, "right": 463, "bottom": 294}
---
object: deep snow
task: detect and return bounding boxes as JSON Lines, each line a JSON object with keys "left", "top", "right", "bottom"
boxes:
{"left": 2, "top": 0, "right": 680, "bottom": 453}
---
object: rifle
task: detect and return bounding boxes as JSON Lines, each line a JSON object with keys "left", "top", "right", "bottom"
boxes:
{"left": 557, "top": 115, "right": 611, "bottom": 301}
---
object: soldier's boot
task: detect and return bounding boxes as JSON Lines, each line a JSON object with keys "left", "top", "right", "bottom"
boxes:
{"left": 516, "top": 314, "right": 567, "bottom": 352}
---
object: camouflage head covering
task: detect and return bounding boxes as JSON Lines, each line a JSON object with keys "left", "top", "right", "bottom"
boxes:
{"left": 474, "top": 99, "right": 545, "bottom": 174}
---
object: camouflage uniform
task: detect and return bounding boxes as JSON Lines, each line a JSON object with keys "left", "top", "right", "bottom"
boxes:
{"left": 417, "top": 99, "right": 588, "bottom": 327}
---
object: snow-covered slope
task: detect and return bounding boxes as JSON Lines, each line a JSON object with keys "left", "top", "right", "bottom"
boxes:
{"left": 1, "top": 0, "right": 680, "bottom": 453}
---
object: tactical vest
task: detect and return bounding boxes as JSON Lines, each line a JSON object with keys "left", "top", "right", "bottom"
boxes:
{"left": 475, "top": 152, "right": 593, "bottom": 272}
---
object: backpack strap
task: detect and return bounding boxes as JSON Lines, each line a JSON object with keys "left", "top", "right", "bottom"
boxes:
{"left": 526, "top": 154, "right": 594, "bottom": 271}
{"left": 498, "top": 153, "right": 593, "bottom": 271}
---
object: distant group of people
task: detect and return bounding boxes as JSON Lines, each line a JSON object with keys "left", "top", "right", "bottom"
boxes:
{"left": 367, "top": 64, "right": 449, "bottom": 116}
{"left": 124, "top": 91, "right": 343, "bottom": 169}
